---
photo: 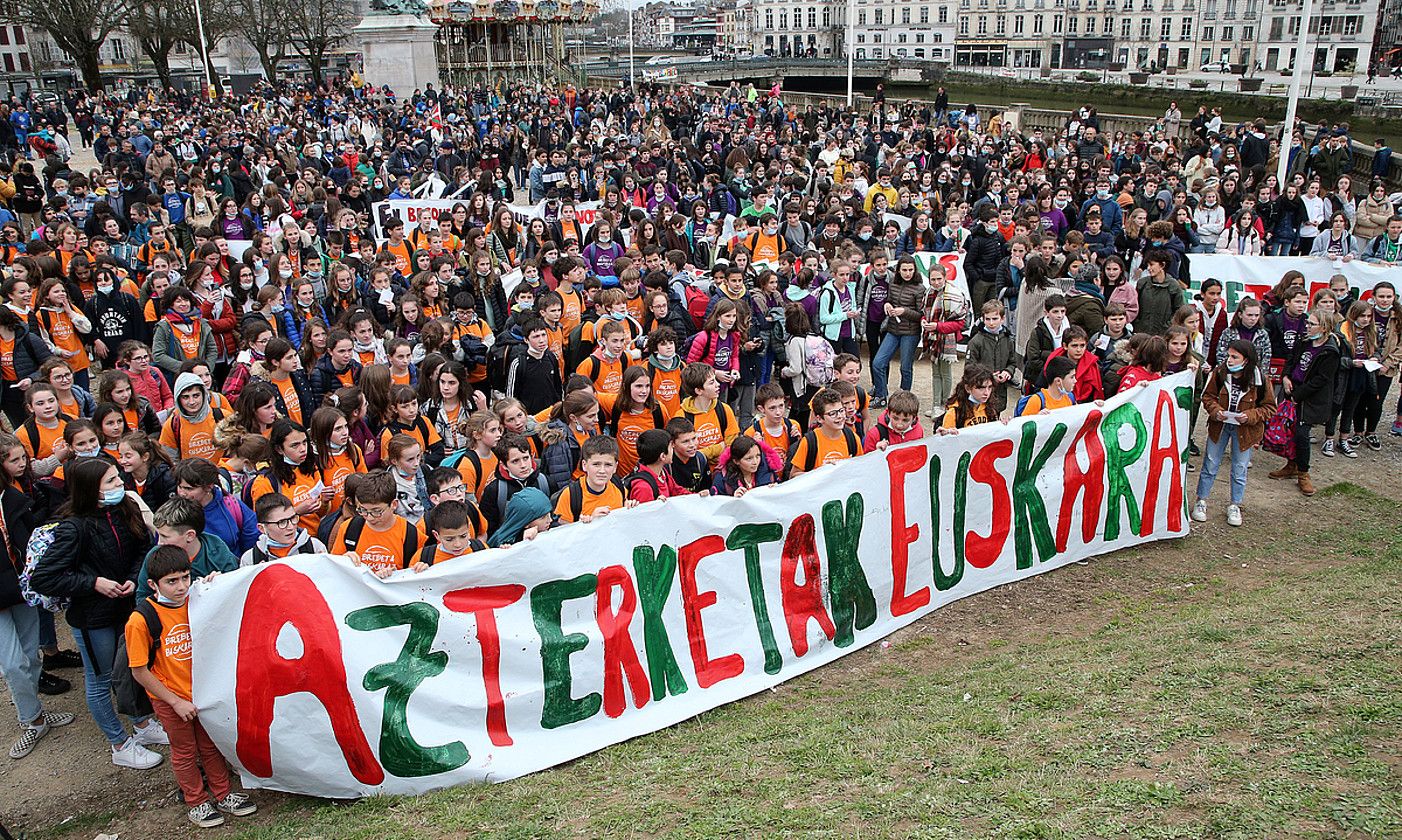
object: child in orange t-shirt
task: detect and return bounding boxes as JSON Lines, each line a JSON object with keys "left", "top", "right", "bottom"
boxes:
{"left": 746, "top": 382, "right": 801, "bottom": 462}
{"left": 127, "top": 546, "right": 258, "bottom": 827}
{"left": 554, "top": 436, "right": 630, "bottom": 523}
{"left": 788, "top": 387, "right": 862, "bottom": 476}
{"left": 18, "top": 383, "right": 70, "bottom": 477}
{"left": 329, "top": 470, "right": 426, "bottom": 577}
{"left": 409, "top": 499, "right": 487, "bottom": 571}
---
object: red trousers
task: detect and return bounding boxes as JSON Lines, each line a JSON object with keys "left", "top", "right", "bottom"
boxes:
{"left": 151, "top": 696, "right": 233, "bottom": 806}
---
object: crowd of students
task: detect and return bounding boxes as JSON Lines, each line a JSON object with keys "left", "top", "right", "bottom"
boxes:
{"left": 0, "top": 76, "right": 1396, "bottom": 829}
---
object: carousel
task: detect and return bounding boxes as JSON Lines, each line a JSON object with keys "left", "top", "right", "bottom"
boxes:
{"left": 430, "top": 0, "right": 600, "bottom": 85}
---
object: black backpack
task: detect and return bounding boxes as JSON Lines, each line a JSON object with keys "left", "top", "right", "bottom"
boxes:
{"left": 112, "top": 598, "right": 160, "bottom": 719}
{"left": 786, "top": 428, "right": 860, "bottom": 476}
{"left": 340, "top": 516, "right": 421, "bottom": 571}
{"left": 623, "top": 469, "right": 662, "bottom": 501}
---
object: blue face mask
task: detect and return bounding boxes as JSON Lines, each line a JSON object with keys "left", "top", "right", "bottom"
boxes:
{"left": 607, "top": 311, "right": 626, "bottom": 321}
{"left": 100, "top": 487, "right": 126, "bottom": 507}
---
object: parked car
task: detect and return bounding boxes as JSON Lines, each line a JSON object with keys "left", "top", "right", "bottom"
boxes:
{"left": 1200, "top": 61, "right": 1233, "bottom": 73}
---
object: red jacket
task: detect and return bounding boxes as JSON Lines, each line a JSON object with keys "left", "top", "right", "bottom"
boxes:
{"left": 1044, "top": 347, "right": 1104, "bottom": 402}
{"left": 864, "top": 412, "right": 926, "bottom": 453}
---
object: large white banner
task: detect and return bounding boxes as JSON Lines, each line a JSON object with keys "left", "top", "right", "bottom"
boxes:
{"left": 190, "top": 374, "right": 1193, "bottom": 798}
{"left": 373, "top": 199, "right": 603, "bottom": 240}
{"left": 1188, "top": 254, "right": 1393, "bottom": 307}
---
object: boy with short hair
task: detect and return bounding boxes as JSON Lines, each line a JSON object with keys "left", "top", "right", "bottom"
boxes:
{"left": 789, "top": 387, "right": 862, "bottom": 475}
{"left": 138, "top": 497, "right": 239, "bottom": 598}
{"left": 864, "top": 390, "right": 925, "bottom": 452}
{"left": 410, "top": 500, "right": 487, "bottom": 571}
{"left": 479, "top": 433, "right": 553, "bottom": 534}
{"left": 424, "top": 467, "right": 490, "bottom": 535}
{"left": 664, "top": 417, "right": 711, "bottom": 494}
{"left": 966, "top": 299, "right": 1019, "bottom": 415}
{"left": 239, "top": 493, "right": 329, "bottom": 566}
{"left": 1022, "top": 294, "right": 1069, "bottom": 387}
{"left": 577, "top": 318, "right": 632, "bottom": 393}
{"left": 1090, "top": 302, "right": 1133, "bottom": 361}
{"left": 747, "top": 382, "right": 801, "bottom": 458}
{"left": 829, "top": 379, "right": 865, "bottom": 437}
{"left": 1041, "top": 325, "right": 1104, "bottom": 401}
{"left": 678, "top": 362, "right": 738, "bottom": 460}
{"left": 128, "top": 546, "right": 257, "bottom": 828}
{"left": 624, "top": 428, "right": 689, "bottom": 502}
{"left": 1017, "top": 355, "right": 1078, "bottom": 416}
{"left": 329, "top": 470, "right": 426, "bottom": 578}
{"left": 554, "top": 436, "right": 628, "bottom": 523}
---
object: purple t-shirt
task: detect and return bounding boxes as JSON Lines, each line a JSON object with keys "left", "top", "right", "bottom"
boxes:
{"left": 865, "top": 274, "right": 891, "bottom": 322}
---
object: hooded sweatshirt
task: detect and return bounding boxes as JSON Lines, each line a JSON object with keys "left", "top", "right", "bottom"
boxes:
{"left": 239, "top": 528, "right": 329, "bottom": 567}
{"left": 136, "top": 533, "right": 239, "bottom": 599}
{"left": 158, "top": 371, "right": 224, "bottom": 461}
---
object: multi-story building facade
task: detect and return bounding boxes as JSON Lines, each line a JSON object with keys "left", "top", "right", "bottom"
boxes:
{"left": 751, "top": 0, "right": 844, "bottom": 57}
{"left": 1257, "top": 0, "right": 1380, "bottom": 73}
{"left": 852, "top": 0, "right": 957, "bottom": 62}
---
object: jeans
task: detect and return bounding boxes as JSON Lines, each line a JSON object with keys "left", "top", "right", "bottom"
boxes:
{"left": 73, "top": 625, "right": 149, "bottom": 746}
{"left": 1294, "top": 421, "right": 1315, "bottom": 473}
{"left": 1196, "top": 426, "right": 1251, "bottom": 505}
{"left": 931, "top": 356, "right": 956, "bottom": 410}
{"left": 871, "top": 333, "right": 920, "bottom": 397}
{"left": 39, "top": 609, "right": 56, "bottom": 651}
{"left": 1267, "top": 239, "right": 1296, "bottom": 256}
{"left": 1354, "top": 374, "right": 1392, "bottom": 434}
{"left": 0, "top": 604, "right": 44, "bottom": 725}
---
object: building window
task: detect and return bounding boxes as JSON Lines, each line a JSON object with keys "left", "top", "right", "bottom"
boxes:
{"left": 823, "top": 8, "right": 830, "bottom": 24}
{"left": 858, "top": 10, "right": 866, "bottom": 23}
{"left": 935, "top": 32, "right": 943, "bottom": 40}
{"left": 809, "top": 9, "right": 816, "bottom": 25}
{"left": 2, "top": 55, "right": 11, "bottom": 73}
{"left": 1086, "top": 15, "right": 1095, "bottom": 31}
{"left": 977, "top": 14, "right": 988, "bottom": 31}
{"left": 917, "top": 31, "right": 926, "bottom": 41}
{"left": 1120, "top": 17, "right": 1129, "bottom": 35}
{"left": 112, "top": 38, "right": 125, "bottom": 60}
{"left": 1201, "top": 48, "right": 1210, "bottom": 64}
{"left": 0, "top": 28, "right": 8, "bottom": 46}
{"left": 1139, "top": 18, "right": 1151, "bottom": 37}
{"left": 765, "top": 11, "right": 773, "bottom": 27}
{"left": 857, "top": 33, "right": 866, "bottom": 42}
{"left": 902, "top": 7, "right": 911, "bottom": 21}
{"left": 1068, "top": 14, "right": 1078, "bottom": 31}
{"left": 920, "top": 5, "right": 930, "bottom": 21}
{"left": 959, "top": 16, "right": 970, "bottom": 32}
{"left": 1181, "top": 16, "right": 1192, "bottom": 38}
{"left": 1202, "top": 25, "right": 1213, "bottom": 39}
{"left": 899, "top": 31, "right": 908, "bottom": 41}
{"left": 1034, "top": 13, "right": 1044, "bottom": 31}
{"left": 915, "top": 47, "right": 925, "bottom": 56}
{"left": 875, "top": 8, "right": 884, "bottom": 22}
{"left": 1160, "top": 17, "right": 1171, "bottom": 38}
{"left": 996, "top": 14, "right": 1006, "bottom": 31}
{"left": 1053, "top": 12, "right": 1062, "bottom": 31}
{"left": 1014, "top": 13, "right": 1024, "bottom": 31}
{"left": 1221, "top": 24, "right": 1232, "bottom": 39}
{"left": 939, "top": 5, "right": 949, "bottom": 21}
{"left": 874, "top": 32, "right": 882, "bottom": 41}
{"left": 1242, "top": 24, "right": 1253, "bottom": 39}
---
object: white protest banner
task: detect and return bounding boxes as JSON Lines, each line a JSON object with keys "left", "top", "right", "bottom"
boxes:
{"left": 190, "top": 374, "right": 1192, "bottom": 798}
{"left": 373, "top": 199, "right": 603, "bottom": 241}
{"left": 1187, "top": 254, "right": 1394, "bottom": 306}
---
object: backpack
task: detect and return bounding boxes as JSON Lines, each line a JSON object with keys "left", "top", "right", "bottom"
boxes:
{"left": 19, "top": 522, "right": 69, "bottom": 612}
{"left": 684, "top": 285, "right": 711, "bottom": 331}
{"left": 564, "top": 320, "right": 596, "bottom": 372}
{"left": 239, "top": 468, "right": 278, "bottom": 510}
{"left": 682, "top": 330, "right": 719, "bottom": 364}
{"left": 340, "top": 516, "right": 421, "bottom": 571}
{"left": 1014, "top": 390, "right": 1047, "bottom": 417}
{"left": 166, "top": 407, "right": 226, "bottom": 454}
{"left": 486, "top": 335, "right": 523, "bottom": 393}
{"left": 787, "top": 428, "right": 860, "bottom": 475}
{"left": 112, "top": 598, "right": 160, "bottom": 719}
{"left": 802, "top": 335, "right": 835, "bottom": 387}
{"left": 623, "top": 469, "right": 662, "bottom": 501}
{"left": 767, "top": 306, "right": 789, "bottom": 368}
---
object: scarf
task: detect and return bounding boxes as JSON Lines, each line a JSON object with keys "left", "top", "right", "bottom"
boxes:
{"left": 1073, "top": 278, "right": 1105, "bottom": 303}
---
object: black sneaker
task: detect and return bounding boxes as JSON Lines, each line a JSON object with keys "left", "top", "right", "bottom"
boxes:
{"left": 42, "top": 649, "right": 82, "bottom": 670}
{"left": 1188, "top": 441, "right": 1201, "bottom": 457}
{"left": 1347, "top": 434, "right": 1363, "bottom": 448}
{"left": 869, "top": 396, "right": 887, "bottom": 409}
{"left": 1365, "top": 434, "right": 1382, "bottom": 451}
{"left": 37, "top": 672, "right": 70, "bottom": 696}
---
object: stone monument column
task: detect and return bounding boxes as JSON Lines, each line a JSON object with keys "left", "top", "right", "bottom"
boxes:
{"left": 352, "top": 0, "right": 442, "bottom": 95}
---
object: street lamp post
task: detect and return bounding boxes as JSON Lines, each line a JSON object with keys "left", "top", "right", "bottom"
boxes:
{"left": 845, "top": 0, "right": 855, "bottom": 105}
{"left": 1276, "top": 0, "right": 1314, "bottom": 189}
{"left": 193, "top": 0, "right": 214, "bottom": 97}
{"left": 628, "top": 2, "right": 636, "bottom": 87}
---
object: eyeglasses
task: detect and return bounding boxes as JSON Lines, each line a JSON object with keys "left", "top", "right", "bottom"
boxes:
{"left": 823, "top": 408, "right": 848, "bottom": 418}
{"left": 128, "top": 354, "right": 151, "bottom": 363}
{"left": 436, "top": 485, "right": 467, "bottom": 499}
{"left": 49, "top": 370, "right": 73, "bottom": 380}
{"left": 262, "top": 515, "right": 298, "bottom": 530}
{"left": 357, "top": 504, "right": 390, "bottom": 519}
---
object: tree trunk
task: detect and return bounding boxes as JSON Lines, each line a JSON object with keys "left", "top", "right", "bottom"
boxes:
{"left": 258, "top": 50, "right": 280, "bottom": 84}
{"left": 146, "top": 46, "right": 174, "bottom": 92}
{"left": 309, "top": 49, "right": 325, "bottom": 88}
{"left": 74, "top": 42, "right": 103, "bottom": 92}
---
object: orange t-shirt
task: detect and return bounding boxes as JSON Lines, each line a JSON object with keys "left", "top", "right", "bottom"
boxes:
{"left": 39, "top": 309, "right": 89, "bottom": 372}
{"left": 320, "top": 446, "right": 366, "bottom": 512}
{"left": 748, "top": 419, "right": 800, "bottom": 458}
{"left": 355, "top": 347, "right": 379, "bottom": 368}
{"left": 558, "top": 287, "right": 585, "bottom": 336}
{"left": 649, "top": 364, "right": 682, "bottom": 414}
{"left": 391, "top": 369, "right": 412, "bottom": 386}
{"left": 272, "top": 375, "right": 303, "bottom": 425}
{"left": 553, "top": 478, "right": 626, "bottom": 523}
{"left": 159, "top": 412, "right": 222, "bottom": 462}
{"left": 57, "top": 393, "right": 83, "bottom": 420}
{"left": 379, "top": 417, "right": 442, "bottom": 458}
{"left": 789, "top": 428, "right": 858, "bottom": 472}
{"left": 335, "top": 367, "right": 357, "bottom": 388}
{"left": 545, "top": 323, "right": 566, "bottom": 374}
{"left": 125, "top": 599, "right": 193, "bottom": 701}
{"left": 249, "top": 468, "right": 324, "bottom": 534}
{"left": 452, "top": 321, "right": 493, "bottom": 383}
{"left": 0, "top": 335, "right": 15, "bottom": 381}
{"left": 680, "top": 400, "right": 737, "bottom": 461}
{"left": 381, "top": 241, "right": 412, "bottom": 275}
{"left": 171, "top": 322, "right": 202, "bottom": 361}
{"left": 602, "top": 395, "right": 668, "bottom": 475}
{"left": 577, "top": 353, "right": 628, "bottom": 394}
{"left": 20, "top": 419, "right": 67, "bottom": 460}
{"left": 456, "top": 450, "right": 498, "bottom": 500}
{"left": 330, "top": 515, "right": 427, "bottom": 576}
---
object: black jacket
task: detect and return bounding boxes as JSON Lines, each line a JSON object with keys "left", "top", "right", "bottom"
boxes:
{"left": 30, "top": 508, "right": 150, "bottom": 630}
{"left": 505, "top": 349, "right": 564, "bottom": 415}
{"left": 309, "top": 354, "right": 362, "bottom": 412}
{"left": 0, "top": 323, "right": 52, "bottom": 406}
{"left": 126, "top": 461, "right": 177, "bottom": 512}
{"left": 1285, "top": 336, "right": 1342, "bottom": 426}
{"left": 963, "top": 226, "right": 1006, "bottom": 290}
{"left": 84, "top": 288, "right": 144, "bottom": 349}
{"left": 0, "top": 483, "right": 38, "bottom": 610}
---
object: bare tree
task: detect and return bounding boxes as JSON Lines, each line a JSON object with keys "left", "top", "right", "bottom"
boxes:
{"left": 126, "top": 0, "right": 186, "bottom": 91}
{"left": 285, "top": 0, "right": 353, "bottom": 89}
{"left": 0, "top": 0, "right": 134, "bottom": 90}
{"left": 229, "top": 0, "right": 292, "bottom": 83}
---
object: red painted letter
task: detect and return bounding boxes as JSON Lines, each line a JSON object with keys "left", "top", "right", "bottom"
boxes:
{"left": 236, "top": 565, "right": 383, "bottom": 784}
{"left": 678, "top": 535, "right": 744, "bottom": 688}
{"left": 965, "top": 440, "right": 1014, "bottom": 568}
{"left": 594, "top": 565, "right": 652, "bottom": 718}
{"left": 886, "top": 445, "right": 930, "bottom": 615}
{"left": 442, "top": 584, "right": 527, "bottom": 747}
{"left": 1057, "top": 410, "right": 1106, "bottom": 552}
{"left": 779, "top": 513, "right": 837, "bottom": 656}
{"left": 1140, "top": 391, "right": 1185, "bottom": 536}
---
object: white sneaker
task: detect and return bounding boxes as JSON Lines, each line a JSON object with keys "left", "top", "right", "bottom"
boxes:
{"left": 1226, "top": 505, "right": 1243, "bottom": 527}
{"left": 188, "top": 801, "right": 225, "bottom": 828}
{"left": 133, "top": 719, "right": 169, "bottom": 746}
{"left": 112, "top": 736, "right": 163, "bottom": 770}
{"left": 1191, "top": 500, "right": 1208, "bottom": 522}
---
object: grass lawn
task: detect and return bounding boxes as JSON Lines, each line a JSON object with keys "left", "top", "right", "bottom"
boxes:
{"left": 216, "top": 481, "right": 1399, "bottom": 840}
